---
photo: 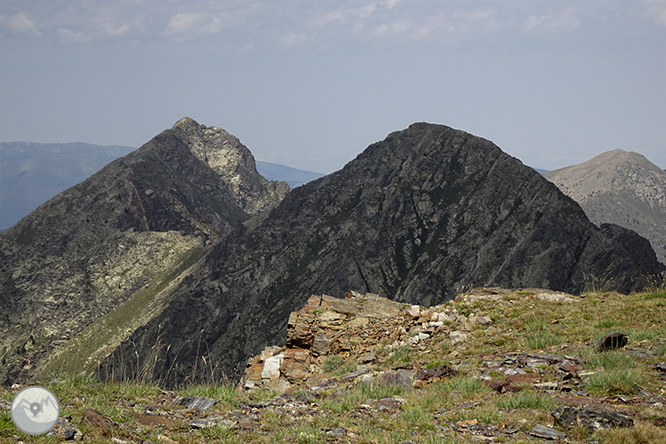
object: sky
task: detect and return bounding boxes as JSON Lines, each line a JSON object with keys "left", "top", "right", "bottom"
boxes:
{"left": 1, "top": 1, "right": 665, "bottom": 174}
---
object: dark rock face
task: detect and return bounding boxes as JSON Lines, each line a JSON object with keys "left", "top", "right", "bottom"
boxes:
{"left": 98, "top": 122, "right": 664, "bottom": 387}
{"left": 552, "top": 405, "right": 634, "bottom": 430}
{"left": 0, "top": 118, "right": 287, "bottom": 385}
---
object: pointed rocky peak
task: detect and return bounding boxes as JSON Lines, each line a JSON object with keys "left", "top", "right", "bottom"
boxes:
{"left": 169, "top": 117, "right": 289, "bottom": 215}
{"left": 0, "top": 117, "right": 288, "bottom": 385}
{"left": 172, "top": 116, "right": 198, "bottom": 129}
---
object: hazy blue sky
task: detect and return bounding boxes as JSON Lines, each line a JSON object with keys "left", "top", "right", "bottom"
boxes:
{"left": 1, "top": 1, "right": 664, "bottom": 173}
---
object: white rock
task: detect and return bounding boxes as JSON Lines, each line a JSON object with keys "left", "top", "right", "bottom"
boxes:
{"left": 261, "top": 353, "right": 284, "bottom": 380}
{"left": 408, "top": 305, "right": 421, "bottom": 318}
{"left": 477, "top": 316, "right": 492, "bottom": 325}
{"left": 260, "top": 346, "right": 281, "bottom": 362}
{"left": 449, "top": 331, "right": 468, "bottom": 345}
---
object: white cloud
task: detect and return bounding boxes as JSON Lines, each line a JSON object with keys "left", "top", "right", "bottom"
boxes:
{"left": 355, "top": 4, "right": 378, "bottom": 19}
{"left": 383, "top": 0, "right": 401, "bottom": 10}
{"left": 281, "top": 31, "right": 308, "bottom": 47}
{"left": 311, "top": 10, "right": 347, "bottom": 27}
{"left": 165, "top": 12, "right": 226, "bottom": 38}
{"left": 411, "top": 14, "right": 451, "bottom": 40}
{"left": 524, "top": 5, "right": 581, "bottom": 32}
{"left": 640, "top": 0, "right": 666, "bottom": 27}
{"left": 58, "top": 27, "right": 87, "bottom": 43}
{"left": 2, "top": 12, "right": 40, "bottom": 37}
{"left": 368, "top": 7, "right": 499, "bottom": 43}
{"left": 452, "top": 7, "right": 496, "bottom": 24}
{"left": 167, "top": 13, "right": 204, "bottom": 34}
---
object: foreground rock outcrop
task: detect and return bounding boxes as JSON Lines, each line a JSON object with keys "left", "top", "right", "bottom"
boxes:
{"left": 99, "top": 122, "right": 664, "bottom": 387}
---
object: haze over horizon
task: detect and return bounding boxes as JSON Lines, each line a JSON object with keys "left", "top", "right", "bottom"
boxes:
{"left": 1, "top": 0, "right": 665, "bottom": 174}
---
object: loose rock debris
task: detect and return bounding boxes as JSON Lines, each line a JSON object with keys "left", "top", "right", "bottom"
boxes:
{"left": 3, "top": 290, "right": 664, "bottom": 443}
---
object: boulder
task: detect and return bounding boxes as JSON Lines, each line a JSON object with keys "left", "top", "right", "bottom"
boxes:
{"left": 450, "top": 331, "right": 468, "bottom": 345}
{"left": 597, "top": 333, "right": 628, "bottom": 352}
{"left": 261, "top": 354, "right": 284, "bottom": 381}
{"left": 552, "top": 405, "right": 634, "bottom": 430}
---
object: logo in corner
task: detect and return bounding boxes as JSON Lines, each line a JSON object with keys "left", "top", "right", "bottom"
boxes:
{"left": 10, "top": 386, "right": 60, "bottom": 435}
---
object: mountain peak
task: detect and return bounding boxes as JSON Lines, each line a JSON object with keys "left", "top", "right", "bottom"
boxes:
{"left": 172, "top": 116, "right": 198, "bottom": 129}
{"left": 167, "top": 117, "right": 289, "bottom": 215}
{"left": 0, "top": 119, "right": 289, "bottom": 385}
{"left": 98, "top": 123, "right": 664, "bottom": 387}
{"left": 544, "top": 149, "right": 666, "bottom": 264}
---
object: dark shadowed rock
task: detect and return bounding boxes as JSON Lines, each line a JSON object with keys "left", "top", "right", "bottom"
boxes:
{"left": 529, "top": 424, "right": 567, "bottom": 440}
{"left": 597, "top": 333, "right": 628, "bottom": 352}
{"left": 174, "top": 396, "right": 216, "bottom": 411}
{"left": 552, "top": 405, "right": 634, "bottom": 430}
{"left": 98, "top": 123, "right": 664, "bottom": 387}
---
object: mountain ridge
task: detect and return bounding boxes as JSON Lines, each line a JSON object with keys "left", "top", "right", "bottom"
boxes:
{"left": 0, "top": 142, "right": 135, "bottom": 230}
{"left": 97, "top": 122, "right": 665, "bottom": 388}
{"left": 544, "top": 149, "right": 666, "bottom": 265}
{"left": 0, "top": 140, "right": 323, "bottom": 231}
{"left": 0, "top": 118, "right": 288, "bottom": 385}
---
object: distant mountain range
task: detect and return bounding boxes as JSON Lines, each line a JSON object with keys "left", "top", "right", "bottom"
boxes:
{"left": 1, "top": 118, "right": 662, "bottom": 387}
{"left": 255, "top": 161, "right": 324, "bottom": 188}
{"left": 0, "top": 142, "right": 323, "bottom": 231}
{"left": 544, "top": 149, "right": 666, "bottom": 265}
{"left": 0, "top": 142, "right": 135, "bottom": 231}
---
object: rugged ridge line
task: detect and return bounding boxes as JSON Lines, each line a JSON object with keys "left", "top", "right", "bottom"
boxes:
{"left": 0, "top": 118, "right": 288, "bottom": 385}
{"left": 98, "top": 122, "right": 664, "bottom": 388}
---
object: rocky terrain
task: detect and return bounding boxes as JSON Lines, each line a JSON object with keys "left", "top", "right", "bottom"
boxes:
{"left": 97, "top": 122, "right": 665, "bottom": 388}
{"left": 0, "top": 142, "right": 135, "bottom": 231}
{"left": 544, "top": 149, "right": 666, "bottom": 265}
{"left": 0, "top": 117, "right": 288, "bottom": 385}
{"left": 2, "top": 286, "right": 665, "bottom": 443}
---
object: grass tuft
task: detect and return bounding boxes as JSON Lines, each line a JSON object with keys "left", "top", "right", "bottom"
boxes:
{"left": 585, "top": 368, "right": 646, "bottom": 395}
{"left": 495, "top": 391, "right": 557, "bottom": 411}
{"left": 525, "top": 331, "right": 564, "bottom": 350}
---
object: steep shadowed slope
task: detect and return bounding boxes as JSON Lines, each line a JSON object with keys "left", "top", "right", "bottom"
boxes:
{"left": 99, "top": 123, "right": 664, "bottom": 387}
{"left": 0, "top": 118, "right": 288, "bottom": 385}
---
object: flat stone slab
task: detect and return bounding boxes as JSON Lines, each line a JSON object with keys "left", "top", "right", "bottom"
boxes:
{"left": 174, "top": 396, "right": 216, "bottom": 411}
{"left": 530, "top": 424, "right": 567, "bottom": 440}
{"left": 552, "top": 405, "right": 634, "bottom": 430}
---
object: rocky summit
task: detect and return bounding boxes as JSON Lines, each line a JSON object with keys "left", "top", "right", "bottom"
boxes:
{"left": 0, "top": 117, "right": 288, "bottom": 385}
{"left": 97, "top": 122, "right": 664, "bottom": 388}
{"left": 544, "top": 149, "right": 666, "bottom": 265}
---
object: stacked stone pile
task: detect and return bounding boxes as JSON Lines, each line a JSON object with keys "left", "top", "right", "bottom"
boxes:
{"left": 241, "top": 291, "right": 493, "bottom": 393}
